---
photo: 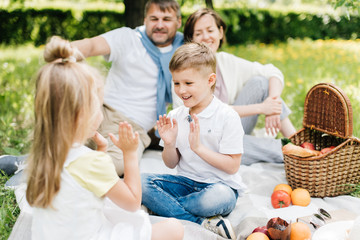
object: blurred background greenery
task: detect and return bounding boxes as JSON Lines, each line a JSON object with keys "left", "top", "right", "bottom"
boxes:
{"left": 1, "top": 0, "right": 359, "bottom": 156}
{"left": 1, "top": 38, "right": 359, "bottom": 157}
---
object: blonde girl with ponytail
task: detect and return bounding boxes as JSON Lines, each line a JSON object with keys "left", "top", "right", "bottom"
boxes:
{"left": 26, "top": 36, "right": 183, "bottom": 240}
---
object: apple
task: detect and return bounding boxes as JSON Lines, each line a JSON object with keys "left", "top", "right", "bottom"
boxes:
{"left": 300, "top": 142, "right": 315, "bottom": 150}
{"left": 320, "top": 146, "right": 336, "bottom": 155}
{"left": 252, "top": 226, "right": 269, "bottom": 237}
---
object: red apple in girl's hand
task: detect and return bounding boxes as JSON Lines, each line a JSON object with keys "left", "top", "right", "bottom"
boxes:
{"left": 252, "top": 226, "right": 269, "bottom": 237}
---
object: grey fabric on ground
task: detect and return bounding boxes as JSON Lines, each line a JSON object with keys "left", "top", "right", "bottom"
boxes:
{"left": 8, "top": 211, "right": 32, "bottom": 240}
{"left": 9, "top": 150, "right": 360, "bottom": 240}
{"left": 0, "top": 155, "right": 27, "bottom": 176}
{"left": 6, "top": 170, "right": 25, "bottom": 188}
{"left": 241, "top": 135, "right": 283, "bottom": 165}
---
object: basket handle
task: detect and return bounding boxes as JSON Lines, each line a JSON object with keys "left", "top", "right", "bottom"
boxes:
{"left": 303, "top": 83, "right": 353, "bottom": 138}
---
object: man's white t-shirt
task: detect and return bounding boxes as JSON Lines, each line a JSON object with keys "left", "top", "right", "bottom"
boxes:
{"left": 161, "top": 96, "right": 246, "bottom": 191}
{"left": 101, "top": 27, "right": 172, "bottom": 132}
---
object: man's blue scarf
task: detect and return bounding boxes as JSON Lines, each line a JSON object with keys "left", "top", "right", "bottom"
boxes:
{"left": 136, "top": 25, "right": 184, "bottom": 120}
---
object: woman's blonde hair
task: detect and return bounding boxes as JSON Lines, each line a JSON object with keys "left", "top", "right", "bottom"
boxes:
{"left": 26, "top": 36, "right": 104, "bottom": 208}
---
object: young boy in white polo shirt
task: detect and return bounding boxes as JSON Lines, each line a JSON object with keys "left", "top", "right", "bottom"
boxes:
{"left": 141, "top": 42, "right": 246, "bottom": 240}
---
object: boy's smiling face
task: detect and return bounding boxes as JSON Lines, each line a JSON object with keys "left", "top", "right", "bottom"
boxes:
{"left": 172, "top": 67, "right": 216, "bottom": 114}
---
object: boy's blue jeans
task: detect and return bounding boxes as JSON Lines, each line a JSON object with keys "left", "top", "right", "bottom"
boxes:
{"left": 141, "top": 173, "right": 238, "bottom": 225}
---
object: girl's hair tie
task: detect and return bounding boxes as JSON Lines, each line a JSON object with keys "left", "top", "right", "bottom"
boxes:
{"left": 62, "top": 56, "right": 76, "bottom": 63}
{"left": 52, "top": 56, "right": 77, "bottom": 64}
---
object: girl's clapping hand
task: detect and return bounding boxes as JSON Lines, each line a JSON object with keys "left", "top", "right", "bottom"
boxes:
{"left": 92, "top": 131, "right": 108, "bottom": 152}
{"left": 109, "top": 121, "right": 139, "bottom": 153}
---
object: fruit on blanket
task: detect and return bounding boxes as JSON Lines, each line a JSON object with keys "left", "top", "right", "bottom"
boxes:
{"left": 282, "top": 143, "right": 320, "bottom": 157}
{"left": 290, "top": 222, "right": 311, "bottom": 240}
{"left": 271, "top": 190, "right": 291, "bottom": 208}
{"left": 300, "top": 142, "right": 315, "bottom": 150}
{"left": 291, "top": 188, "right": 311, "bottom": 207}
{"left": 246, "top": 232, "right": 269, "bottom": 240}
{"left": 320, "top": 146, "right": 336, "bottom": 155}
{"left": 252, "top": 226, "right": 269, "bottom": 237}
{"left": 273, "top": 183, "right": 292, "bottom": 196}
{"left": 267, "top": 217, "right": 290, "bottom": 240}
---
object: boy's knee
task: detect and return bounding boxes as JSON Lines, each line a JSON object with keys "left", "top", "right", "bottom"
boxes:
{"left": 197, "top": 184, "right": 236, "bottom": 214}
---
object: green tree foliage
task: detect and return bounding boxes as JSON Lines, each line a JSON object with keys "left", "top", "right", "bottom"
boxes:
{"left": 332, "top": 0, "right": 360, "bottom": 9}
{"left": 2, "top": 7, "right": 359, "bottom": 46}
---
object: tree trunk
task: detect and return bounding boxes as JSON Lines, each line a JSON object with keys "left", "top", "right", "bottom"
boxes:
{"left": 205, "top": 0, "right": 214, "bottom": 9}
{"left": 124, "top": 0, "right": 147, "bottom": 28}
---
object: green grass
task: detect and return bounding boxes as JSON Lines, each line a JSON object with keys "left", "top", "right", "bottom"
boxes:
{"left": 0, "top": 44, "right": 109, "bottom": 156}
{"left": 0, "top": 173, "right": 20, "bottom": 240}
{"left": 222, "top": 38, "right": 360, "bottom": 137}
{"left": 1, "top": 38, "right": 360, "bottom": 238}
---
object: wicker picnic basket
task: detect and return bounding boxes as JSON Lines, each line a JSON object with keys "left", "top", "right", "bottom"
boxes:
{"left": 283, "top": 83, "right": 360, "bottom": 198}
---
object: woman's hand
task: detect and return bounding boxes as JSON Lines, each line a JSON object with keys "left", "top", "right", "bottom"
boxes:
{"left": 265, "top": 114, "right": 281, "bottom": 136}
{"left": 109, "top": 121, "right": 139, "bottom": 154}
{"left": 92, "top": 131, "right": 108, "bottom": 152}
{"left": 189, "top": 114, "right": 202, "bottom": 153}
{"left": 262, "top": 96, "right": 282, "bottom": 136}
{"left": 157, "top": 114, "right": 178, "bottom": 146}
{"left": 261, "top": 96, "right": 282, "bottom": 116}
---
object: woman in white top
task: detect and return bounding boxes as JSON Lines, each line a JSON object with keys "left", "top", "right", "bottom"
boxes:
{"left": 26, "top": 36, "right": 184, "bottom": 240}
{"left": 180, "top": 8, "right": 296, "bottom": 164}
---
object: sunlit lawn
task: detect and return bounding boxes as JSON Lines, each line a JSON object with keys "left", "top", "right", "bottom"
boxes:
{"left": 1, "top": 39, "right": 359, "bottom": 156}
{"left": 223, "top": 39, "right": 360, "bottom": 137}
{"left": 0, "top": 38, "right": 360, "bottom": 239}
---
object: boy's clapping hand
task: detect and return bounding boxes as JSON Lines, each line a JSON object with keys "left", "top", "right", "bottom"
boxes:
{"left": 157, "top": 114, "right": 178, "bottom": 146}
{"left": 188, "top": 114, "right": 201, "bottom": 152}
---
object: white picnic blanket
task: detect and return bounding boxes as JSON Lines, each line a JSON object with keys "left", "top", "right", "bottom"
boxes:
{"left": 10, "top": 150, "right": 360, "bottom": 240}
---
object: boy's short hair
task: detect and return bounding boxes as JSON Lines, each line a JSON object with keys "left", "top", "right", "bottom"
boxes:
{"left": 169, "top": 42, "right": 216, "bottom": 75}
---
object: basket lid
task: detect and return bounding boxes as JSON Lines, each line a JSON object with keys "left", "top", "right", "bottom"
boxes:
{"left": 303, "top": 83, "right": 353, "bottom": 138}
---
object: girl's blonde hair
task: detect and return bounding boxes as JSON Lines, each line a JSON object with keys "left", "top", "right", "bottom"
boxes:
{"left": 26, "top": 36, "right": 104, "bottom": 208}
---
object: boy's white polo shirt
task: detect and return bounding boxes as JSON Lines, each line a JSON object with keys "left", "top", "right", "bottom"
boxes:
{"left": 161, "top": 96, "right": 246, "bottom": 190}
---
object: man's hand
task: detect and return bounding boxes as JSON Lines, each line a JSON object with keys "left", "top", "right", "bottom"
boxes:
{"left": 109, "top": 121, "right": 139, "bottom": 153}
{"left": 157, "top": 114, "right": 178, "bottom": 146}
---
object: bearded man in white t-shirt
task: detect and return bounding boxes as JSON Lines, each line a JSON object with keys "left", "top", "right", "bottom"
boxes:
{"left": 72, "top": 0, "right": 184, "bottom": 176}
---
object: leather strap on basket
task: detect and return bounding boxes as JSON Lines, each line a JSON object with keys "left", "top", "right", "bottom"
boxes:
{"left": 302, "top": 83, "right": 353, "bottom": 138}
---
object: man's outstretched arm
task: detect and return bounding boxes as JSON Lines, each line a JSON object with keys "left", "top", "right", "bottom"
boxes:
{"left": 72, "top": 36, "right": 110, "bottom": 58}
